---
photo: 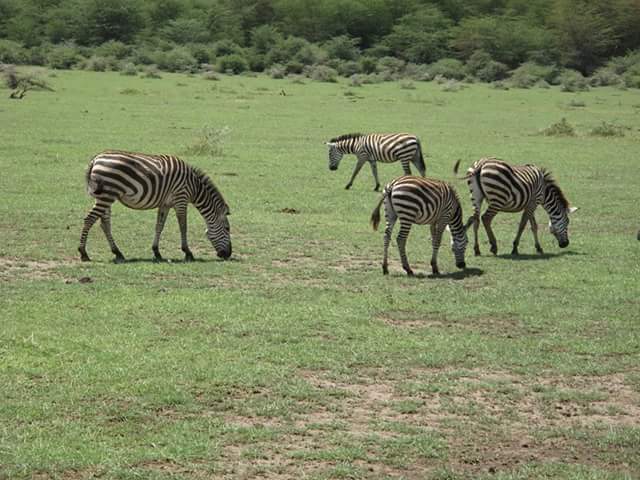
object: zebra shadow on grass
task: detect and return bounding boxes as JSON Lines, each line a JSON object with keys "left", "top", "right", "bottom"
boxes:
{"left": 120, "top": 257, "right": 239, "bottom": 264}
{"left": 390, "top": 267, "right": 484, "bottom": 280}
{"left": 495, "top": 250, "right": 584, "bottom": 261}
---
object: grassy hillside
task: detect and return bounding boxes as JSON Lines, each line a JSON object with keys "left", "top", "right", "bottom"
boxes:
{"left": 1, "top": 70, "right": 639, "bottom": 479}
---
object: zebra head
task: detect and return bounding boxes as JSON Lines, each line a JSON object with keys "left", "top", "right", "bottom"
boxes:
{"left": 206, "top": 204, "right": 232, "bottom": 259}
{"left": 543, "top": 179, "right": 577, "bottom": 248}
{"left": 326, "top": 142, "right": 343, "bottom": 171}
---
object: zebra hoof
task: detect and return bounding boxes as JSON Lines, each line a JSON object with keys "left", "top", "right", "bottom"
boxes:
{"left": 113, "top": 256, "right": 126, "bottom": 264}
{"left": 153, "top": 255, "right": 164, "bottom": 263}
{"left": 80, "top": 255, "right": 91, "bottom": 262}
{"left": 474, "top": 247, "right": 481, "bottom": 257}
{"left": 490, "top": 245, "right": 498, "bottom": 256}
{"left": 406, "top": 269, "right": 415, "bottom": 277}
{"left": 382, "top": 266, "right": 389, "bottom": 275}
{"left": 536, "top": 246, "right": 544, "bottom": 255}
{"left": 374, "top": 185, "right": 380, "bottom": 192}
{"left": 184, "top": 253, "right": 195, "bottom": 262}
{"left": 511, "top": 247, "right": 519, "bottom": 256}
{"left": 345, "top": 184, "right": 352, "bottom": 190}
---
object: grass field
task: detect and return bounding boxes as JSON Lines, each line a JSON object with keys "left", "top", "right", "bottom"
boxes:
{"left": 1, "top": 69, "right": 639, "bottom": 480}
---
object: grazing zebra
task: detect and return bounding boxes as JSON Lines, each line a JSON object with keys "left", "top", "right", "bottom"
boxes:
{"left": 79, "top": 150, "right": 232, "bottom": 263}
{"left": 371, "top": 176, "right": 468, "bottom": 276}
{"left": 454, "top": 157, "right": 578, "bottom": 256}
{"left": 327, "top": 133, "right": 426, "bottom": 191}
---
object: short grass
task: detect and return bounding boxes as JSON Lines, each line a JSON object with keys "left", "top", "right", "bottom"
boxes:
{"left": 1, "top": 70, "right": 638, "bottom": 480}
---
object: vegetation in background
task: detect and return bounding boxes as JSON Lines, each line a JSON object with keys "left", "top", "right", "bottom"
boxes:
{"left": 1, "top": 0, "right": 640, "bottom": 87}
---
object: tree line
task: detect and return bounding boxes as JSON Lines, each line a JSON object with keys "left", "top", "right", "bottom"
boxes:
{"left": 1, "top": 0, "right": 639, "bottom": 85}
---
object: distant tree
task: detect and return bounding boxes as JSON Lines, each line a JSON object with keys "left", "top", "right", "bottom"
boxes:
{"left": 324, "top": 35, "right": 360, "bottom": 61}
{"left": 383, "top": 5, "right": 453, "bottom": 64}
{"left": 550, "top": 0, "right": 618, "bottom": 74}
{"left": 83, "top": 0, "right": 145, "bottom": 44}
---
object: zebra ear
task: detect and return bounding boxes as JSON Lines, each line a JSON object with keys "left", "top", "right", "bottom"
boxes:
{"left": 568, "top": 206, "right": 578, "bottom": 214}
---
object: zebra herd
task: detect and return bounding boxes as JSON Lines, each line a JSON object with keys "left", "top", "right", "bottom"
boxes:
{"left": 78, "top": 133, "right": 577, "bottom": 276}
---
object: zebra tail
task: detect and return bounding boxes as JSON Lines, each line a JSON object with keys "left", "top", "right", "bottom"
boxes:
{"left": 453, "top": 159, "right": 473, "bottom": 180}
{"left": 370, "top": 191, "right": 386, "bottom": 231}
{"left": 85, "top": 157, "right": 104, "bottom": 196}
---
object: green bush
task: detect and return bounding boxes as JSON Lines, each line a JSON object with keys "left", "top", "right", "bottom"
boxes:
{"left": 622, "top": 65, "right": 640, "bottom": 88}
{"left": 84, "top": 55, "right": 109, "bottom": 72}
{"left": 307, "top": 65, "right": 337, "bottom": 83}
{"left": 559, "top": 69, "right": 589, "bottom": 92}
{"left": 377, "top": 56, "right": 405, "bottom": 75}
{"left": 427, "top": 58, "right": 465, "bottom": 80}
{"left": 155, "top": 46, "right": 197, "bottom": 72}
{"left": 285, "top": 60, "right": 304, "bottom": 75}
{"left": 336, "top": 60, "right": 359, "bottom": 77}
{"left": 466, "top": 51, "right": 508, "bottom": 82}
{"left": 216, "top": 54, "right": 248, "bottom": 74}
{"left": 95, "top": 40, "right": 130, "bottom": 60}
{"left": 590, "top": 67, "right": 622, "bottom": 87}
{"left": 143, "top": 65, "right": 162, "bottom": 79}
{"left": 510, "top": 62, "right": 558, "bottom": 88}
{"left": 0, "top": 39, "right": 28, "bottom": 64}
{"left": 358, "top": 57, "right": 377, "bottom": 74}
{"left": 119, "top": 62, "right": 138, "bottom": 76}
{"left": 324, "top": 35, "right": 360, "bottom": 61}
{"left": 589, "top": 122, "right": 626, "bottom": 137}
{"left": 539, "top": 118, "right": 576, "bottom": 136}
{"left": 47, "top": 44, "right": 82, "bottom": 69}
{"left": 269, "top": 64, "right": 286, "bottom": 79}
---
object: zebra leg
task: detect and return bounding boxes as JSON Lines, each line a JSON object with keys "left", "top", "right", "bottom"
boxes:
{"left": 369, "top": 160, "right": 381, "bottom": 191}
{"left": 152, "top": 207, "right": 170, "bottom": 262}
{"left": 481, "top": 209, "right": 499, "bottom": 255}
{"left": 99, "top": 207, "right": 125, "bottom": 263}
{"left": 78, "top": 197, "right": 115, "bottom": 262}
{"left": 467, "top": 213, "right": 481, "bottom": 256}
{"left": 429, "top": 223, "right": 445, "bottom": 276}
{"left": 396, "top": 221, "right": 414, "bottom": 276}
{"left": 529, "top": 211, "right": 544, "bottom": 254}
{"left": 175, "top": 202, "right": 195, "bottom": 262}
{"left": 511, "top": 211, "right": 530, "bottom": 255}
{"left": 401, "top": 159, "right": 411, "bottom": 176}
{"left": 382, "top": 206, "right": 397, "bottom": 275}
{"left": 345, "top": 155, "right": 367, "bottom": 190}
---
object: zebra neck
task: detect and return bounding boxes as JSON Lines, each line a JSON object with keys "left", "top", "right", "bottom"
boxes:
{"left": 337, "top": 140, "right": 359, "bottom": 154}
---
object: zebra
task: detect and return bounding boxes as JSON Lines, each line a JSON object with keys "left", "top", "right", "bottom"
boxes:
{"left": 370, "top": 176, "right": 468, "bottom": 276}
{"left": 78, "top": 150, "right": 232, "bottom": 263}
{"left": 327, "top": 133, "right": 426, "bottom": 191}
{"left": 454, "top": 157, "right": 578, "bottom": 256}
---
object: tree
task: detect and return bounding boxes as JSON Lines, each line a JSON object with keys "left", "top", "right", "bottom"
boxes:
{"left": 83, "top": 0, "right": 144, "bottom": 44}
{"left": 550, "top": 0, "right": 618, "bottom": 74}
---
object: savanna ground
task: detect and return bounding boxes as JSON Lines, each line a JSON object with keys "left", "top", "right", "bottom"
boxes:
{"left": 0, "top": 70, "right": 639, "bottom": 479}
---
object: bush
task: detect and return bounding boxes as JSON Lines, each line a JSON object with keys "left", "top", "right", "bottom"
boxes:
{"left": 185, "top": 125, "right": 231, "bottom": 157}
{"left": 466, "top": 51, "right": 508, "bottom": 82}
{"left": 442, "top": 79, "right": 463, "bottom": 92}
{"left": 510, "top": 62, "right": 558, "bottom": 88}
{"left": 47, "top": 44, "right": 83, "bottom": 69}
{"left": 377, "top": 56, "right": 405, "bottom": 75}
{"left": 400, "top": 80, "right": 415, "bottom": 90}
{"left": 307, "top": 65, "right": 338, "bottom": 83}
{"left": 216, "top": 54, "right": 248, "bottom": 74}
{"left": 590, "top": 67, "right": 621, "bottom": 87}
{"left": 324, "top": 35, "right": 360, "bottom": 61}
{"left": 622, "top": 65, "right": 640, "bottom": 89}
{"left": 336, "top": 60, "right": 359, "bottom": 77}
{"left": 349, "top": 74, "right": 364, "bottom": 87}
{"left": 155, "top": 46, "right": 197, "bottom": 72}
{"left": 119, "top": 62, "right": 138, "bottom": 76}
{"left": 589, "top": 122, "right": 626, "bottom": 137}
{"left": 0, "top": 40, "right": 28, "bottom": 64}
{"left": 539, "top": 118, "right": 576, "bottom": 136}
{"left": 285, "top": 60, "right": 304, "bottom": 75}
{"left": 247, "top": 52, "right": 266, "bottom": 72}
{"left": 95, "top": 40, "right": 130, "bottom": 60}
{"left": 559, "top": 69, "right": 589, "bottom": 92}
{"left": 358, "top": 57, "right": 377, "bottom": 74}
{"left": 203, "top": 70, "right": 220, "bottom": 81}
{"left": 143, "top": 65, "right": 162, "bottom": 79}
{"left": 427, "top": 58, "right": 465, "bottom": 80}
{"left": 84, "top": 55, "right": 109, "bottom": 72}
{"left": 269, "top": 64, "right": 286, "bottom": 79}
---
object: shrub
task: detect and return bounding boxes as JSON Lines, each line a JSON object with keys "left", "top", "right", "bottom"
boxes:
{"left": 185, "top": 125, "right": 231, "bottom": 157}
{"left": 143, "top": 65, "right": 162, "bottom": 79}
{"left": 269, "top": 64, "right": 286, "bottom": 79}
{"left": 285, "top": 61, "right": 304, "bottom": 75}
{"left": 84, "top": 55, "right": 109, "bottom": 72}
{"left": 400, "top": 80, "right": 416, "bottom": 90}
{"left": 466, "top": 50, "right": 509, "bottom": 81}
{"left": 427, "top": 58, "right": 465, "bottom": 80}
{"left": 349, "top": 74, "right": 364, "bottom": 87}
{"left": 324, "top": 35, "right": 360, "bottom": 61}
{"left": 589, "top": 122, "right": 626, "bottom": 137}
{"left": 441, "top": 79, "right": 463, "bottom": 92}
{"left": 0, "top": 40, "right": 28, "bottom": 64}
{"left": 216, "top": 54, "right": 248, "bottom": 74}
{"left": 622, "top": 65, "right": 640, "bottom": 89}
{"left": 119, "top": 62, "right": 138, "bottom": 76}
{"left": 247, "top": 52, "right": 266, "bottom": 72}
{"left": 47, "top": 44, "right": 82, "bottom": 69}
{"left": 95, "top": 40, "right": 130, "bottom": 60}
{"left": 211, "top": 40, "right": 244, "bottom": 58}
{"left": 559, "top": 69, "right": 589, "bottom": 92}
{"left": 510, "top": 62, "right": 557, "bottom": 88}
{"left": 491, "top": 80, "right": 509, "bottom": 90}
{"left": 404, "top": 63, "right": 431, "bottom": 81}
{"left": 377, "top": 56, "right": 405, "bottom": 75}
{"left": 203, "top": 70, "right": 220, "bottom": 81}
{"left": 156, "top": 47, "right": 197, "bottom": 72}
{"left": 589, "top": 67, "right": 621, "bottom": 87}
{"left": 539, "top": 118, "right": 576, "bottom": 136}
{"left": 336, "top": 60, "right": 359, "bottom": 77}
{"left": 568, "top": 98, "right": 586, "bottom": 107}
{"left": 358, "top": 57, "right": 377, "bottom": 74}
{"left": 308, "top": 65, "right": 338, "bottom": 83}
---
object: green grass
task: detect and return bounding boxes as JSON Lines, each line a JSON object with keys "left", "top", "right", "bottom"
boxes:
{"left": 1, "top": 69, "right": 639, "bottom": 479}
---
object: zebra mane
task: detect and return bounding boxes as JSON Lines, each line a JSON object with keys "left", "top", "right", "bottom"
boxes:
{"left": 193, "top": 167, "right": 228, "bottom": 208}
{"left": 542, "top": 169, "right": 569, "bottom": 209}
{"left": 329, "top": 133, "right": 364, "bottom": 143}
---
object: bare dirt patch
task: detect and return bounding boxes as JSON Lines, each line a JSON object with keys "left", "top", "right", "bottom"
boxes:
{"left": 0, "top": 257, "right": 74, "bottom": 281}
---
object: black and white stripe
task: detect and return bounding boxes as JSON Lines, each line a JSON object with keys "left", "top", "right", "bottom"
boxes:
{"left": 371, "top": 176, "right": 467, "bottom": 276}
{"left": 79, "top": 150, "right": 231, "bottom": 262}
{"left": 327, "top": 133, "right": 426, "bottom": 191}
{"left": 455, "top": 157, "right": 577, "bottom": 256}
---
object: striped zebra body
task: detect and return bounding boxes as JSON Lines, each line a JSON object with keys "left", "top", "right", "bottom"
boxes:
{"left": 456, "top": 157, "right": 577, "bottom": 256}
{"left": 327, "top": 133, "right": 426, "bottom": 191}
{"left": 371, "top": 176, "right": 467, "bottom": 276}
{"left": 79, "top": 150, "right": 231, "bottom": 263}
